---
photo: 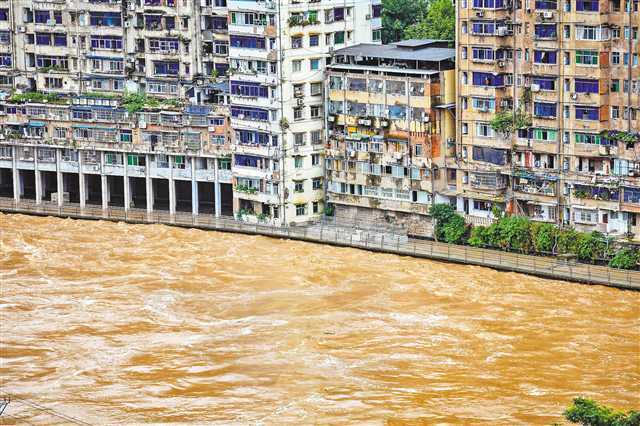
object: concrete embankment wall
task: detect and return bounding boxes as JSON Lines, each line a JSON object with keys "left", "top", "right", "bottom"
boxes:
{"left": 1, "top": 200, "right": 638, "bottom": 291}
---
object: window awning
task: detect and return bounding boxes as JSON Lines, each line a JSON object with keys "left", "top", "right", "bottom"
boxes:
{"left": 28, "top": 121, "right": 46, "bottom": 127}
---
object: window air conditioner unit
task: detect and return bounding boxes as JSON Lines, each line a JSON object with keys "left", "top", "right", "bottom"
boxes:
{"left": 296, "top": 98, "right": 304, "bottom": 106}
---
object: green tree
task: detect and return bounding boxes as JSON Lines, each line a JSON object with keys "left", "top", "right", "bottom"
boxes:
{"left": 442, "top": 214, "right": 467, "bottom": 244}
{"left": 467, "top": 225, "right": 488, "bottom": 247}
{"left": 381, "top": 0, "right": 428, "bottom": 43}
{"left": 564, "top": 397, "right": 640, "bottom": 426}
{"left": 576, "top": 231, "right": 608, "bottom": 263}
{"left": 403, "top": 0, "right": 455, "bottom": 41}
{"left": 497, "top": 215, "right": 532, "bottom": 252}
{"left": 530, "top": 222, "right": 557, "bottom": 253}
{"left": 429, "top": 203, "right": 456, "bottom": 241}
{"left": 608, "top": 248, "right": 639, "bottom": 270}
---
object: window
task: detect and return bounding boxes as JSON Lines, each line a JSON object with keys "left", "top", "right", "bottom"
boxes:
{"left": 534, "top": 102, "right": 557, "bottom": 118}
{"left": 309, "top": 34, "right": 319, "bottom": 47}
{"left": 575, "top": 132, "right": 602, "bottom": 144}
{"left": 310, "top": 105, "right": 321, "bottom": 118}
{"left": 293, "top": 107, "right": 303, "bottom": 120}
{"left": 611, "top": 79, "right": 620, "bottom": 92}
{"left": 535, "top": 24, "right": 557, "bottom": 39}
{"left": 534, "top": 50, "right": 557, "bottom": 64}
{"left": 372, "top": 29, "right": 381, "bottom": 41}
{"left": 45, "top": 77, "right": 63, "bottom": 89}
{"left": 310, "top": 82, "right": 322, "bottom": 96}
{"left": 312, "top": 178, "right": 322, "bottom": 190}
{"left": 575, "top": 78, "right": 598, "bottom": 93}
{"left": 575, "top": 50, "right": 598, "bottom": 65}
{"left": 291, "top": 36, "right": 303, "bottom": 49}
{"left": 292, "top": 60, "right": 302, "bottom": 72}
{"left": 229, "top": 35, "right": 266, "bottom": 49}
{"left": 575, "top": 106, "right": 599, "bottom": 120}
{"left": 312, "top": 153, "right": 320, "bottom": 165}
{"left": 476, "top": 122, "right": 495, "bottom": 138}
{"left": 334, "top": 31, "right": 345, "bottom": 44}
{"left": 310, "top": 58, "right": 320, "bottom": 70}
{"left": 576, "top": 0, "right": 599, "bottom": 10}
{"left": 612, "top": 52, "right": 621, "bottom": 64}
{"left": 294, "top": 156, "right": 303, "bottom": 168}
{"left": 294, "top": 181, "right": 304, "bottom": 192}
{"left": 295, "top": 204, "right": 306, "bottom": 216}
{"left": 294, "top": 132, "right": 305, "bottom": 146}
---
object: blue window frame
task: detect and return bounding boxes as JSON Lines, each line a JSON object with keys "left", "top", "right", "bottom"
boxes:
{"left": 575, "top": 106, "right": 599, "bottom": 120}
{"left": 535, "top": 0, "right": 557, "bottom": 8}
{"left": 90, "top": 12, "right": 122, "bottom": 27}
{"left": 230, "top": 81, "right": 268, "bottom": 98}
{"left": 153, "top": 61, "right": 179, "bottom": 75}
{"left": 534, "top": 50, "right": 557, "bottom": 64}
{"left": 471, "top": 22, "right": 495, "bottom": 35}
{"left": 230, "top": 35, "right": 266, "bottom": 49}
{"left": 473, "top": 0, "right": 505, "bottom": 7}
{"left": 575, "top": 78, "right": 599, "bottom": 93}
{"left": 91, "top": 36, "right": 122, "bottom": 50}
{"left": 0, "top": 53, "right": 11, "bottom": 67}
{"left": 235, "top": 154, "right": 262, "bottom": 167}
{"left": 34, "top": 10, "right": 50, "bottom": 23}
{"left": 472, "top": 72, "right": 504, "bottom": 87}
{"left": 533, "top": 77, "right": 556, "bottom": 90}
{"left": 231, "top": 106, "right": 269, "bottom": 121}
{"left": 472, "top": 47, "right": 495, "bottom": 61}
{"left": 576, "top": 0, "right": 598, "bottom": 10}
{"left": 535, "top": 24, "right": 557, "bottom": 38}
{"left": 534, "top": 102, "right": 557, "bottom": 118}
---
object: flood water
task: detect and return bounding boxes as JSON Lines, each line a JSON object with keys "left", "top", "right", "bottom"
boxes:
{"left": 1, "top": 213, "right": 638, "bottom": 425}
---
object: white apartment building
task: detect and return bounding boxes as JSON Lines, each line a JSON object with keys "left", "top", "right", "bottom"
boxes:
{"left": 227, "top": 0, "right": 382, "bottom": 224}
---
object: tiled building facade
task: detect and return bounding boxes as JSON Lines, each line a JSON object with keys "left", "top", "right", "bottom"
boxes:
{"left": 456, "top": 0, "right": 640, "bottom": 237}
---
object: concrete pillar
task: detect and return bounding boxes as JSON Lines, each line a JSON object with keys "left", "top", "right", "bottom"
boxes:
{"left": 123, "top": 152, "right": 130, "bottom": 211}
{"left": 56, "top": 149, "right": 63, "bottom": 207}
{"left": 78, "top": 149, "right": 86, "bottom": 209}
{"left": 169, "top": 155, "right": 176, "bottom": 216}
{"left": 11, "top": 146, "right": 19, "bottom": 203}
{"left": 101, "top": 152, "right": 108, "bottom": 211}
{"left": 145, "top": 154, "right": 153, "bottom": 214}
{"left": 214, "top": 158, "right": 221, "bottom": 217}
{"left": 34, "top": 148, "right": 42, "bottom": 204}
{"left": 191, "top": 157, "right": 198, "bottom": 216}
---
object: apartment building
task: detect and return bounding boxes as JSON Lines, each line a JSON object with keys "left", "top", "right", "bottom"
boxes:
{"left": 0, "top": 0, "right": 228, "bottom": 101}
{"left": 324, "top": 40, "right": 456, "bottom": 235}
{"left": 226, "top": 0, "right": 382, "bottom": 225}
{"left": 0, "top": 94, "right": 234, "bottom": 216}
{"left": 456, "top": 0, "right": 640, "bottom": 237}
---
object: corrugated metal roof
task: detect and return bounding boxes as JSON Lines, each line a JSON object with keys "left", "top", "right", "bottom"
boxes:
{"left": 332, "top": 40, "right": 455, "bottom": 63}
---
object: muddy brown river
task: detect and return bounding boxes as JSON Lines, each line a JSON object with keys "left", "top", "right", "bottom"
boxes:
{"left": 0, "top": 213, "right": 638, "bottom": 425}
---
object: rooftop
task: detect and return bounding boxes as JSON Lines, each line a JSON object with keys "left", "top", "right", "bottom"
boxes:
{"left": 332, "top": 39, "right": 455, "bottom": 63}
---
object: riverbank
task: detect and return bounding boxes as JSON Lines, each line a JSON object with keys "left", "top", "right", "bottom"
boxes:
{"left": 1, "top": 198, "right": 638, "bottom": 290}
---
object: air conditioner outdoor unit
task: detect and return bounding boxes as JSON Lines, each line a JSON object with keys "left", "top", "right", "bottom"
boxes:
{"left": 543, "top": 11, "right": 554, "bottom": 18}
{"left": 17, "top": 26, "right": 26, "bottom": 33}
{"left": 531, "top": 83, "right": 541, "bottom": 92}
{"left": 423, "top": 116, "right": 430, "bottom": 122}
{"left": 46, "top": 19, "right": 56, "bottom": 26}
{"left": 571, "top": 93, "right": 578, "bottom": 100}
{"left": 498, "top": 60, "right": 505, "bottom": 67}
{"left": 296, "top": 98, "right": 304, "bottom": 106}
{"left": 476, "top": 11, "right": 484, "bottom": 17}
{"left": 365, "top": 14, "right": 371, "bottom": 19}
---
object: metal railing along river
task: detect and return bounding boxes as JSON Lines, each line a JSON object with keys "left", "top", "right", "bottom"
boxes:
{"left": 1, "top": 198, "right": 638, "bottom": 290}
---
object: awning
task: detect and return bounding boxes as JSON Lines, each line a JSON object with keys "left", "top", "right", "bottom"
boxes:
{"left": 435, "top": 103, "right": 456, "bottom": 109}
{"left": 28, "top": 121, "right": 46, "bottom": 127}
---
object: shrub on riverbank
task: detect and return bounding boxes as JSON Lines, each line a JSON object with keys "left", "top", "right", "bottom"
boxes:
{"left": 429, "top": 204, "right": 639, "bottom": 270}
{"left": 564, "top": 397, "right": 640, "bottom": 426}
